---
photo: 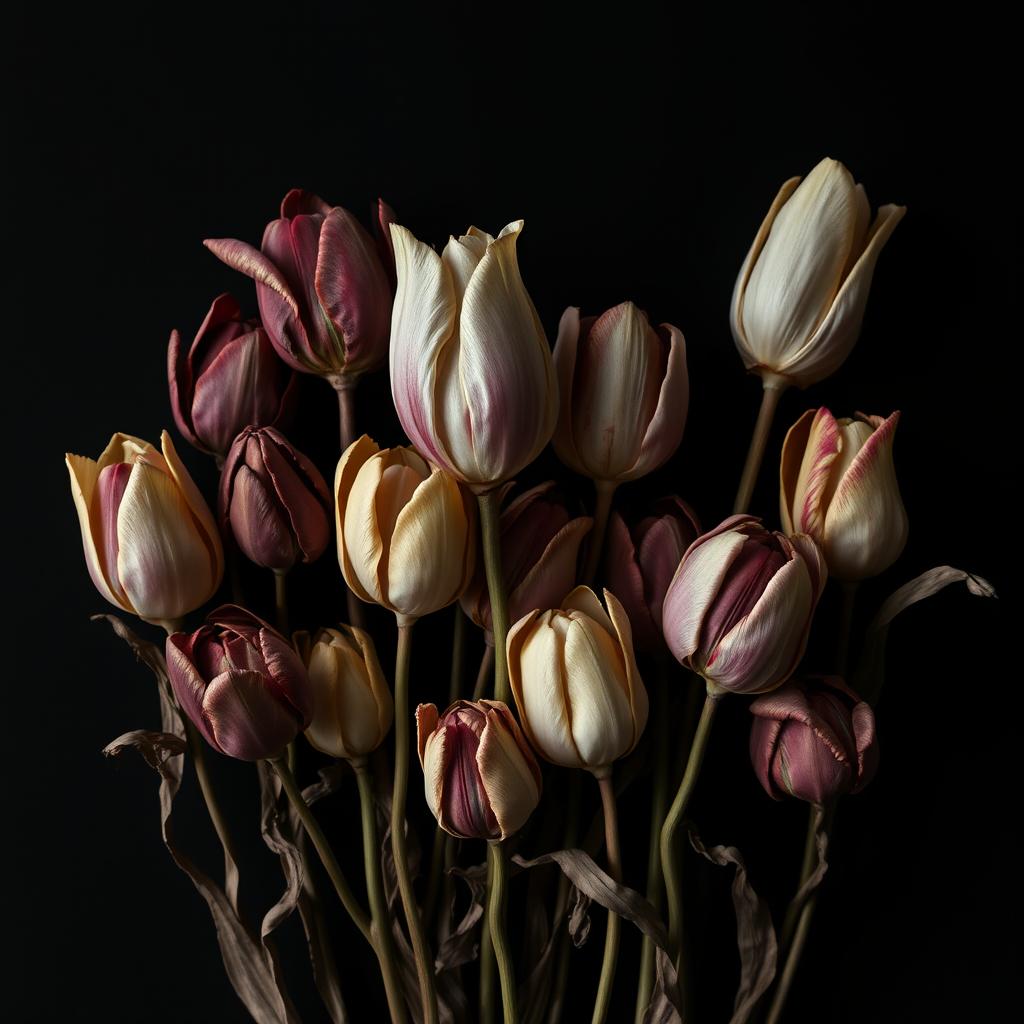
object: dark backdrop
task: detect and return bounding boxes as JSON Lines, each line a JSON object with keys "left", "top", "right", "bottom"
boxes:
{"left": 9, "top": 2, "right": 1018, "bottom": 1022}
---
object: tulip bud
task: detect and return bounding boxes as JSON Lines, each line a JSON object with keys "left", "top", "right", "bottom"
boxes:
{"left": 389, "top": 220, "right": 558, "bottom": 489}
{"left": 780, "top": 408, "right": 908, "bottom": 581}
{"left": 507, "top": 587, "right": 648, "bottom": 774}
{"left": 219, "top": 427, "right": 331, "bottom": 573}
{"left": 335, "top": 435, "right": 476, "bottom": 622}
{"left": 749, "top": 676, "right": 879, "bottom": 805}
{"left": 553, "top": 302, "right": 688, "bottom": 483}
{"left": 662, "top": 515, "right": 826, "bottom": 696}
{"left": 460, "top": 482, "right": 592, "bottom": 645}
{"left": 166, "top": 605, "right": 312, "bottom": 761}
{"left": 300, "top": 626, "right": 393, "bottom": 760}
{"left": 730, "top": 157, "right": 906, "bottom": 388}
{"left": 605, "top": 497, "right": 701, "bottom": 655}
{"left": 416, "top": 699, "right": 541, "bottom": 842}
{"left": 65, "top": 431, "right": 223, "bottom": 625}
{"left": 168, "top": 293, "right": 295, "bottom": 460}
{"left": 205, "top": 189, "right": 393, "bottom": 382}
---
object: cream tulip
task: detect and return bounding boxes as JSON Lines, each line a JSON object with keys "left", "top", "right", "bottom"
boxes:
{"left": 389, "top": 220, "right": 558, "bottom": 490}
{"left": 335, "top": 435, "right": 476, "bottom": 622}
{"left": 781, "top": 408, "right": 908, "bottom": 581}
{"left": 66, "top": 431, "right": 223, "bottom": 625}
{"left": 507, "top": 586, "right": 648, "bottom": 775}
{"left": 300, "top": 626, "right": 393, "bottom": 760}
{"left": 730, "top": 157, "right": 905, "bottom": 388}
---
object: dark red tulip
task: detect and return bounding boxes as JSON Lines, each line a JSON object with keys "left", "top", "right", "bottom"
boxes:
{"left": 168, "top": 294, "right": 295, "bottom": 460}
{"left": 204, "top": 189, "right": 393, "bottom": 382}
{"left": 166, "top": 605, "right": 312, "bottom": 761}
{"left": 749, "top": 676, "right": 879, "bottom": 805}
{"left": 219, "top": 427, "right": 331, "bottom": 572}
{"left": 605, "top": 496, "right": 700, "bottom": 654}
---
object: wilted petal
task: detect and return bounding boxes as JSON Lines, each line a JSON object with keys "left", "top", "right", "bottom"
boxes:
{"left": 228, "top": 465, "right": 298, "bottom": 570}
{"left": 204, "top": 669, "right": 300, "bottom": 761}
{"left": 166, "top": 633, "right": 220, "bottom": 751}
{"left": 478, "top": 706, "right": 541, "bottom": 839}
{"left": 629, "top": 322, "right": 688, "bottom": 480}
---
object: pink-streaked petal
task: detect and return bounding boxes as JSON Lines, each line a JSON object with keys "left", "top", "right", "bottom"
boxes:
{"left": 780, "top": 409, "right": 835, "bottom": 537}
{"left": 628, "top": 321, "right": 688, "bottom": 481}
{"left": 94, "top": 463, "right": 132, "bottom": 605}
{"left": 280, "top": 188, "right": 332, "bottom": 218}
{"left": 258, "top": 626, "right": 312, "bottom": 727}
{"left": 167, "top": 328, "right": 201, "bottom": 449}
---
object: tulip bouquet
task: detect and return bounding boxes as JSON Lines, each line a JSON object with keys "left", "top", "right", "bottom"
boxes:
{"left": 66, "top": 164, "right": 994, "bottom": 1024}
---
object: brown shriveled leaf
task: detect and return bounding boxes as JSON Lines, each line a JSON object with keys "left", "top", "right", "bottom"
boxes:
{"left": 689, "top": 830, "right": 776, "bottom": 1024}
{"left": 437, "top": 862, "right": 487, "bottom": 971}
{"left": 97, "top": 614, "right": 298, "bottom": 1024}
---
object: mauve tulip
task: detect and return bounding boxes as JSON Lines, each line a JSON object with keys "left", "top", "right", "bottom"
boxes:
{"left": 781, "top": 408, "right": 908, "bottom": 581}
{"left": 750, "top": 676, "right": 879, "bottom": 804}
{"left": 389, "top": 220, "right": 558, "bottom": 489}
{"left": 731, "top": 157, "right": 905, "bottom": 388}
{"left": 460, "top": 482, "right": 592, "bottom": 645}
{"left": 605, "top": 497, "right": 701, "bottom": 655}
{"left": 166, "top": 605, "right": 312, "bottom": 761}
{"left": 416, "top": 699, "right": 541, "bottom": 842}
{"left": 336, "top": 435, "right": 476, "bottom": 622}
{"left": 66, "top": 431, "right": 223, "bottom": 626}
{"left": 205, "top": 190, "right": 393, "bottom": 382}
{"left": 168, "top": 293, "right": 295, "bottom": 460}
{"left": 508, "top": 587, "right": 648, "bottom": 774}
{"left": 553, "top": 302, "right": 688, "bottom": 483}
{"left": 662, "top": 515, "right": 826, "bottom": 695}
{"left": 219, "top": 427, "right": 331, "bottom": 573}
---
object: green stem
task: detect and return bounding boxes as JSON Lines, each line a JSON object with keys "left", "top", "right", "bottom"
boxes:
{"left": 334, "top": 379, "right": 365, "bottom": 631}
{"left": 354, "top": 761, "right": 408, "bottom": 1023}
{"left": 480, "top": 854, "right": 497, "bottom": 1024}
{"left": 471, "top": 645, "right": 496, "bottom": 702}
{"left": 766, "top": 893, "right": 818, "bottom": 1024}
{"left": 487, "top": 842, "right": 518, "bottom": 1024}
{"left": 270, "top": 756, "right": 373, "bottom": 946}
{"left": 777, "top": 803, "right": 821, "bottom": 956}
{"left": 581, "top": 479, "right": 617, "bottom": 586}
{"left": 546, "top": 769, "right": 583, "bottom": 1024}
{"left": 273, "top": 569, "right": 289, "bottom": 636}
{"left": 732, "top": 374, "right": 788, "bottom": 515}
{"left": 477, "top": 490, "right": 511, "bottom": 704}
{"left": 393, "top": 622, "right": 440, "bottom": 1024}
{"left": 592, "top": 773, "right": 622, "bottom": 1024}
{"left": 660, "top": 691, "right": 720, "bottom": 967}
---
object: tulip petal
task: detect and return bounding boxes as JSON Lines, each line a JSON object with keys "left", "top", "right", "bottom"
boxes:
{"left": 416, "top": 703, "right": 440, "bottom": 767}
{"left": 228, "top": 464, "right": 298, "bottom": 570}
{"left": 166, "top": 632, "right": 220, "bottom": 751}
{"left": 508, "top": 516, "right": 592, "bottom": 626}
{"left": 629, "top": 322, "right": 688, "bottom": 481}
{"left": 167, "top": 328, "right": 201, "bottom": 449}
{"left": 605, "top": 510, "right": 656, "bottom": 648}
{"left": 787, "top": 408, "right": 841, "bottom": 539}
{"left": 204, "top": 237, "right": 299, "bottom": 317}
{"left": 335, "top": 436, "right": 384, "bottom": 605}
{"left": 350, "top": 627, "right": 394, "bottom": 750}
{"left": 562, "top": 585, "right": 613, "bottom": 633}
{"left": 551, "top": 306, "right": 585, "bottom": 474}
{"left": 478, "top": 705, "right": 541, "bottom": 839}
{"left": 204, "top": 669, "right": 299, "bottom": 761}
{"left": 280, "top": 188, "right": 332, "bottom": 218}
{"left": 749, "top": 716, "right": 785, "bottom": 800}
{"left": 636, "top": 513, "right": 690, "bottom": 637}
{"left": 419, "top": 714, "right": 446, "bottom": 822}
{"left": 851, "top": 699, "right": 880, "bottom": 792}
{"left": 603, "top": 588, "right": 649, "bottom": 752}
{"left": 257, "top": 626, "right": 312, "bottom": 726}
{"left": 779, "top": 409, "right": 814, "bottom": 535}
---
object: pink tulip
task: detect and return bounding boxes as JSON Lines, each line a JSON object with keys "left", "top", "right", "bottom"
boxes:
{"left": 750, "top": 676, "right": 879, "bottom": 804}
{"left": 605, "top": 496, "right": 701, "bottom": 655}
{"left": 459, "top": 482, "right": 592, "bottom": 644}
{"left": 166, "top": 605, "right": 312, "bottom": 761}
{"left": 219, "top": 427, "right": 331, "bottom": 572}
{"left": 205, "top": 190, "right": 393, "bottom": 382}
{"left": 553, "top": 302, "right": 688, "bottom": 483}
{"left": 662, "top": 515, "right": 826, "bottom": 695}
{"left": 168, "top": 293, "right": 295, "bottom": 460}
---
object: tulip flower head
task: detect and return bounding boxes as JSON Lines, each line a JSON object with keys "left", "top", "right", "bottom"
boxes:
{"left": 730, "top": 157, "right": 906, "bottom": 388}
{"left": 389, "top": 220, "right": 558, "bottom": 490}
{"left": 335, "top": 435, "right": 476, "bottom": 623}
{"left": 66, "top": 431, "right": 223, "bottom": 626}
{"left": 417, "top": 699, "right": 541, "bottom": 842}
{"left": 168, "top": 293, "right": 295, "bottom": 460}
{"left": 166, "top": 606, "right": 312, "bottom": 761}
{"left": 781, "top": 408, "right": 908, "bottom": 581}
{"left": 205, "top": 190, "right": 394, "bottom": 382}
{"left": 460, "top": 482, "right": 592, "bottom": 645}
{"left": 605, "top": 496, "right": 701, "bottom": 655}
{"left": 507, "top": 587, "right": 648, "bottom": 776}
{"left": 300, "top": 626, "right": 393, "bottom": 761}
{"left": 662, "top": 515, "right": 826, "bottom": 696}
{"left": 553, "top": 302, "right": 688, "bottom": 483}
{"left": 219, "top": 426, "right": 332, "bottom": 573}
{"left": 749, "top": 676, "right": 879, "bottom": 805}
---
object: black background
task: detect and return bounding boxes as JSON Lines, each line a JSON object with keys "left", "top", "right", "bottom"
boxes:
{"left": 9, "top": 2, "right": 1019, "bottom": 1021}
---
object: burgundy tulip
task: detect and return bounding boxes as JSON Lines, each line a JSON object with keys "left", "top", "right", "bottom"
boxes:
{"left": 219, "top": 427, "right": 331, "bottom": 572}
{"left": 168, "top": 294, "right": 295, "bottom": 460}
{"left": 166, "top": 605, "right": 312, "bottom": 761}
{"left": 459, "top": 482, "right": 592, "bottom": 645}
{"left": 204, "top": 190, "right": 393, "bottom": 382}
{"left": 605, "top": 496, "right": 701, "bottom": 654}
{"left": 750, "top": 676, "right": 879, "bottom": 804}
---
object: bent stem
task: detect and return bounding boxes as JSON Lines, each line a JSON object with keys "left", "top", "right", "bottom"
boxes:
{"left": 592, "top": 772, "right": 622, "bottom": 1024}
{"left": 354, "top": 760, "right": 408, "bottom": 1023}
{"left": 581, "top": 479, "right": 617, "bottom": 586}
{"left": 732, "top": 375, "right": 788, "bottom": 515}
{"left": 487, "top": 842, "right": 518, "bottom": 1024}
{"left": 477, "top": 490, "right": 511, "bottom": 704}
{"left": 393, "top": 621, "right": 440, "bottom": 1024}
{"left": 660, "top": 691, "right": 720, "bottom": 969}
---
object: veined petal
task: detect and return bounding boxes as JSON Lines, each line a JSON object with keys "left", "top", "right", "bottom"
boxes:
{"left": 204, "top": 669, "right": 299, "bottom": 761}
{"left": 166, "top": 633, "right": 219, "bottom": 751}
{"left": 629, "top": 322, "right": 688, "bottom": 481}
{"left": 477, "top": 706, "right": 541, "bottom": 839}
{"left": 551, "top": 306, "right": 585, "bottom": 474}
{"left": 782, "top": 408, "right": 840, "bottom": 539}
{"left": 204, "top": 237, "right": 299, "bottom": 316}
{"left": 335, "top": 435, "right": 382, "bottom": 604}
{"left": 603, "top": 588, "right": 648, "bottom": 752}
{"left": 342, "top": 449, "right": 389, "bottom": 606}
